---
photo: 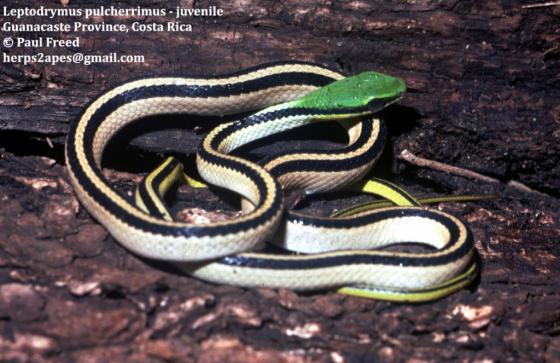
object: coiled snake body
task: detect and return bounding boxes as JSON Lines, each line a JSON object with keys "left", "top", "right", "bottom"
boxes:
{"left": 66, "top": 62, "right": 476, "bottom": 301}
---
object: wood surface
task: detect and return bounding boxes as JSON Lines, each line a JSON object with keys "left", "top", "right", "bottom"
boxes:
{"left": 0, "top": 1, "right": 559, "bottom": 362}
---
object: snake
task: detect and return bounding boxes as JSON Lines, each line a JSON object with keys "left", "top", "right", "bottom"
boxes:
{"left": 65, "top": 61, "right": 477, "bottom": 301}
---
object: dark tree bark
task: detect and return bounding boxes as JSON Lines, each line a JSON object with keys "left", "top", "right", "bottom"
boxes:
{"left": 0, "top": 1, "right": 559, "bottom": 362}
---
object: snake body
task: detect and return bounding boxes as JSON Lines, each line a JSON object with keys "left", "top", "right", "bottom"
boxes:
{"left": 66, "top": 61, "right": 476, "bottom": 300}
{"left": 66, "top": 62, "right": 343, "bottom": 261}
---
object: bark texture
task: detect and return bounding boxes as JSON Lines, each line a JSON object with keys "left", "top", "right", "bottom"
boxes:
{"left": 0, "top": 0, "right": 559, "bottom": 362}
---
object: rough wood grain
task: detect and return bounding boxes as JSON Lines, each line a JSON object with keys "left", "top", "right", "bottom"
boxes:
{"left": 0, "top": 1, "right": 559, "bottom": 362}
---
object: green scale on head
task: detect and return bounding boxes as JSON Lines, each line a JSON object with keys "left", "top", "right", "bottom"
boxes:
{"left": 293, "top": 71, "right": 406, "bottom": 114}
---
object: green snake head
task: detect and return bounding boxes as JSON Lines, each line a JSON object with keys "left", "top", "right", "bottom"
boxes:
{"left": 295, "top": 71, "right": 406, "bottom": 114}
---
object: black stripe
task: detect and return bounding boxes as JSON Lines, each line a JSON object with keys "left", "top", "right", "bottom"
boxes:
{"left": 114, "top": 72, "right": 337, "bottom": 99}
{"left": 257, "top": 119, "right": 373, "bottom": 166}
{"left": 152, "top": 158, "right": 182, "bottom": 190}
{"left": 267, "top": 119, "right": 386, "bottom": 175}
{"left": 64, "top": 63, "right": 391, "bottom": 239}
{"left": 137, "top": 159, "right": 182, "bottom": 219}
{"left": 208, "top": 106, "right": 377, "bottom": 152}
{"left": 215, "top": 208, "right": 473, "bottom": 268}
{"left": 137, "top": 182, "right": 165, "bottom": 219}
{"left": 68, "top": 135, "right": 283, "bottom": 237}
{"left": 218, "top": 237, "right": 472, "bottom": 268}
{"left": 66, "top": 61, "right": 342, "bottom": 114}
{"left": 218, "top": 229, "right": 472, "bottom": 269}
{"left": 68, "top": 74, "right": 339, "bottom": 237}
{"left": 287, "top": 207, "right": 456, "bottom": 230}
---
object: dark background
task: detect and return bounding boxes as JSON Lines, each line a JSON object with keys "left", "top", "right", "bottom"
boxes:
{"left": 0, "top": 1, "right": 559, "bottom": 361}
